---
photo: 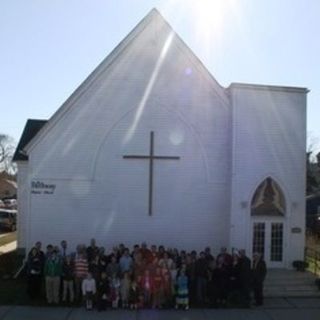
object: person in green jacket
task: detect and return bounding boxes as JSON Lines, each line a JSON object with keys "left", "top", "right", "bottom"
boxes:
{"left": 44, "top": 248, "right": 62, "bottom": 304}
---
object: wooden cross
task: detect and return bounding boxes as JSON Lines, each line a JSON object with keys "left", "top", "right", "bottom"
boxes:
{"left": 123, "top": 131, "right": 180, "bottom": 216}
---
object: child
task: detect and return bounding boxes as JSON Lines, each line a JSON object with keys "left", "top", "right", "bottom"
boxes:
{"left": 152, "top": 267, "right": 163, "bottom": 309}
{"left": 110, "top": 273, "right": 121, "bottom": 308}
{"left": 62, "top": 255, "right": 75, "bottom": 303}
{"left": 162, "top": 267, "right": 172, "bottom": 307}
{"left": 82, "top": 272, "right": 96, "bottom": 310}
{"left": 140, "top": 269, "right": 153, "bottom": 308}
{"left": 129, "top": 280, "right": 140, "bottom": 309}
{"left": 136, "top": 275, "right": 145, "bottom": 308}
{"left": 120, "top": 272, "right": 131, "bottom": 308}
{"left": 170, "top": 262, "right": 178, "bottom": 303}
{"left": 97, "top": 272, "right": 110, "bottom": 311}
{"left": 175, "top": 269, "right": 189, "bottom": 310}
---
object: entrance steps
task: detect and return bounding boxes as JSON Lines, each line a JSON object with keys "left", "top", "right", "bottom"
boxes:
{"left": 264, "top": 268, "right": 320, "bottom": 297}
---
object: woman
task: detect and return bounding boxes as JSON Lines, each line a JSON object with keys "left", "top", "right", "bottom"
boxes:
{"left": 27, "top": 247, "right": 43, "bottom": 299}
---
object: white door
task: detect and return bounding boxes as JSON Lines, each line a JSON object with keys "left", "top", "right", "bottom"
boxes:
{"left": 252, "top": 220, "right": 285, "bottom": 268}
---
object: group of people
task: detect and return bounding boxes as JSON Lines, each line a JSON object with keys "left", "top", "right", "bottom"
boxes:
{"left": 26, "top": 239, "right": 267, "bottom": 310}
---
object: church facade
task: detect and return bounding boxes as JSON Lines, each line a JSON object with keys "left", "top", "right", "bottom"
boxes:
{"left": 14, "top": 9, "right": 307, "bottom": 268}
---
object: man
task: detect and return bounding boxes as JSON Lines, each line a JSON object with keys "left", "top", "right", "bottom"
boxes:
{"left": 238, "top": 249, "right": 251, "bottom": 307}
{"left": 150, "top": 245, "right": 158, "bottom": 261}
{"left": 28, "top": 241, "right": 45, "bottom": 261}
{"left": 215, "top": 247, "right": 232, "bottom": 306}
{"left": 46, "top": 244, "right": 54, "bottom": 259}
{"left": 119, "top": 248, "right": 133, "bottom": 274}
{"left": 252, "top": 253, "right": 267, "bottom": 306}
{"left": 140, "top": 242, "right": 153, "bottom": 264}
{"left": 204, "top": 247, "right": 214, "bottom": 263}
{"left": 195, "top": 251, "right": 208, "bottom": 305}
{"left": 60, "top": 240, "right": 68, "bottom": 257}
{"left": 86, "top": 238, "right": 99, "bottom": 263}
{"left": 216, "top": 247, "right": 233, "bottom": 268}
{"left": 44, "top": 249, "right": 62, "bottom": 304}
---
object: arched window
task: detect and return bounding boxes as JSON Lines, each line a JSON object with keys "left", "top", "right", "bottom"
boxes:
{"left": 251, "top": 177, "right": 286, "bottom": 216}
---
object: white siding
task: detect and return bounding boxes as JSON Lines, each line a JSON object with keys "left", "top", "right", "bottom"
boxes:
{"left": 16, "top": 162, "right": 29, "bottom": 251}
{"left": 24, "top": 14, "right": 231, "bottom": 253}
{"left": 17, "top": 10, "right": 307, "bottom": 269}
{"left": 229, "top": 85, "right": 307, "bottom": 267}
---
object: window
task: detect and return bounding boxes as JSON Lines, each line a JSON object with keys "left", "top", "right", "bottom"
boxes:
{"left": 251, "top": 177, "right": 285, "bottom": 216}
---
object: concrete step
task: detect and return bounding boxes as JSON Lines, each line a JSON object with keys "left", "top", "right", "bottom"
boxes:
{"left": 263, "top": 269, "right": 320, "bottom": 297}
{"left": 265, "top": 291, "right": 320, "bottom": 297}
{"left": 265, "top": 282, "right": 317, "bottom": 287}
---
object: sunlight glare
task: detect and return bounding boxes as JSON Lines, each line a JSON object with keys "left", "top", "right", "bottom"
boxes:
{"left": 185, "top": 0, "right": 237, "bottom": 45}
{"left": 161, "top": 0, "right": 239, "bottom": 61}
{"left": 124, "top": 32, "right": 174, "bottom": 144}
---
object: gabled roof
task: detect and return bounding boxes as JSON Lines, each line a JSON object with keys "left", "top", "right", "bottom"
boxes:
{"left": 13, "top": 119, "right": 47, "bottom": 161}
{"left": 23, "top": 8, "right": 229, "bottom": 154}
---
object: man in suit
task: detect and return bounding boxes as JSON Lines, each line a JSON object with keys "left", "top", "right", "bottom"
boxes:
{"left": 252, "top": 252, "right": 267, "bottom": 306}
{"left": 238, "top": 249, "right": 252, "bottom": 307}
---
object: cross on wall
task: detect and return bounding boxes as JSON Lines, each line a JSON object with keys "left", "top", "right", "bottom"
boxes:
{"left": 123, "top": 131, "right": 180, "bottom": 216}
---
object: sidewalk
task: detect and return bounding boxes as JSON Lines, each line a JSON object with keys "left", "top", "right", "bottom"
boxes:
{"left": 0, "top": 298, "right": 320, "bottom": 320}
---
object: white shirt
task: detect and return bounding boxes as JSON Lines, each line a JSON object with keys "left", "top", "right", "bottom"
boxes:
{"left": 82, "top": 278, "right": 96, "bottom": 295}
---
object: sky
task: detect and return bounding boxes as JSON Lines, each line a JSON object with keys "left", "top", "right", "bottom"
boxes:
{"left": 1, "top": 0, "right": 319, "bottom": 152}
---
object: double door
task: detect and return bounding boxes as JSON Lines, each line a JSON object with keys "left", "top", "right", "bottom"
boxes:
{"left": 252, "top": 220, "right": 285, "bottom": 268}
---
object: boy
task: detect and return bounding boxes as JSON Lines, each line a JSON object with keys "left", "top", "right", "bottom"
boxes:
{"left": 82, "top": 272, "right": 96, "bottom": 310}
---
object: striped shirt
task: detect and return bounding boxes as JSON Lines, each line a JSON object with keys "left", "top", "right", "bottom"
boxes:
{"left": 74, "top": 256, "right": 88, "bottom": 278}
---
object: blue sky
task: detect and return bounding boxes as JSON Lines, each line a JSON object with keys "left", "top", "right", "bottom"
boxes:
{"left": 1, "top": 0, "right": 319, "bottom": 152}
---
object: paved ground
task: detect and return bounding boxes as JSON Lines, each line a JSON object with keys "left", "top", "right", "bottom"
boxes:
{"left": 0, "top": 298, "right": 320, "bottom": 320}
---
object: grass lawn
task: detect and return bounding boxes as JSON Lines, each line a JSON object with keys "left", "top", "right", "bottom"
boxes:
{"left": 0, "top": 250, "right": 37, "bottom": 305}
{"left": 0, "top": 250, "right": 23, "bottom": 276}
{"left": 0, "top": 278, "right": 30, "bottom": 305}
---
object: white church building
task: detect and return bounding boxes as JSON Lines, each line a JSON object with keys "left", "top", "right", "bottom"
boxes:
{"left": 14, "top": 9, "right": 307, "bottom": 268}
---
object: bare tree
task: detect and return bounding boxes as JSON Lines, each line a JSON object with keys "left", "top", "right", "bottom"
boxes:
{"left": 306, "top": 132, "right": 320, "bottom": 194}
{"left": 0, "top": 134, "right": 17, "bottom": 174}
{"left": 307, "top": 131, "right": 319, "bottom": 163}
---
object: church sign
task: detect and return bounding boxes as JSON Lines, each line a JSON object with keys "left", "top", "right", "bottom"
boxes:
{"left": 291, "top": 227, "right": 302, "bottom": 234}
{"left": 31, "top": 181, "right": 56, "bottom": 195}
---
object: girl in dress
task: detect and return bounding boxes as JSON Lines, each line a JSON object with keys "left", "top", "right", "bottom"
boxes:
{"left": 129, "top": 280, "right": 140, "bottom": 309}
{"left": 120, "top": 271, "right": 131, "bottom": 308}
{"left": 175, "top": 269, "right": 189, "bottom": 310}
{"left": 110, "top": 273, "right": 121, "bottom": 308}
{"left": 96, "top": 271, "right": 110, "bottom": 311}
{"left": 152, "top": 267, "right": 164, "bottom": 308}
{"left": 140, "top": 269, "right": 153, "bottom": 308}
